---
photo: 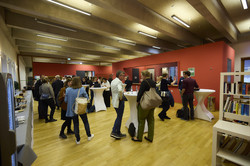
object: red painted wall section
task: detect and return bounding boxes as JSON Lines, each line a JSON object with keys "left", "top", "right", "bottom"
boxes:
{"left": 33, "top": 62, "right": 112, "bottom": 78}
{"left": 112, "top": 41, "right": 235, "bottom": 110}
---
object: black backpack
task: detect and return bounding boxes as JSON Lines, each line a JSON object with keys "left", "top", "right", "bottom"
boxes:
{"left": 128, "top": 123, "right": 136, "bottom": 137}
{"left": 176, "top": 108, "right": 184, "bottom": 118}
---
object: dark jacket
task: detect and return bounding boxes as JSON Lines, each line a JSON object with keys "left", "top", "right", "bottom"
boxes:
{"left": 34, "top": 79, "right": 43, "bottom": 101}
{"left": 52, "top": 79, "right": 63, "bottom": 96}
{"left": 137, "top": 78, "right": 156, "bottom": 102}
{"left": 125, "top": 79, "right": 133, "bottom": 91}
{"left": 178, "top": 77, "right": 185, "bottom": 90}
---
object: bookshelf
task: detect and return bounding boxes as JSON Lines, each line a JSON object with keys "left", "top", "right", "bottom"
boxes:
{"left": 212, "top": 72, "right": 250, "bottom": 166}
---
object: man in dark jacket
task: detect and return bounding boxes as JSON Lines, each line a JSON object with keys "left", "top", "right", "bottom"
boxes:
{"left": 34, "top": 75, "right": 45, "bottom": 119}
{"left": 52, "top": 75, "right": 63, "bottom": 110}
{"left": 125, "top": 76, "right": 133, "bottom": 91}
{"left": 181, "top": 71, "right": 199, "bottom": 120}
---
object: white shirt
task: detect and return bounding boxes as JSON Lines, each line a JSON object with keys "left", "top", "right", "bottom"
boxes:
{"left": 102, "top": 81, "right": 110, "bottom": 91}
{"left": 111, "top": 77, "right": 123, "bottom": 108}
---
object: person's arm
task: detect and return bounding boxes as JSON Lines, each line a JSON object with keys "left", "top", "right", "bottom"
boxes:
{"left": 170, "top": 79, "right": 176, "bottom": 85}
{"left": 181, "top": 80, "right": 186, "bottom": 95}
{"left": 49, "top": 84, "right": 56, "bottom": 102}
{"left": 58, "top": 88, "right": 65, "bottom": 102}
{"left": 137, "top": 81, "right": 146, "bottom": 103}
{"left": 80, "top": 87, "right": 89, "bottom": 100}
{"left": 194, "top": 80, "right": 199, "bottom": 89}
{"left": 118, "top": 81, "right": 123, "bottom": 100}
{"left": 64, "top": 88, "right": 69, "bottom": 103}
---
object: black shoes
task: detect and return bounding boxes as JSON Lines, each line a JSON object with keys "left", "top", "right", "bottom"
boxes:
{"left": 158, "top": 114, "right": 164, "bottom": 121}
{"left": 164, "top": 115, "right": 171, "bottom": 119}
{"left": 59, "top": 133, "right": 67, "bottom": 139}
{"left": 118, "top": 133, "right": 126, "bottom": 138}
{"left": 110, "top": 132, "right": 121, "bottom": 139}
{"left": 67, "top": 130, "right": 74, "bottom": 135}
{"left": 49, "top": 119, "right": 57, "bottom": 122}
{"left": 144, "top": 136, "right": 153, "bottom": 143}
{"left": 131, "top": 137, "right": 142, "bottom": 142}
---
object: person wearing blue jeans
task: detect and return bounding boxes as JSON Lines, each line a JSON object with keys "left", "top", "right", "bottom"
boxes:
{"left": 112, "top": 100, "right": 124, "bottom": 135}
{"left": 73, "top": 114, "right": 91, "bottom": 141}
{"left": 110, "top": 70, "right": 126, "bottom": 139}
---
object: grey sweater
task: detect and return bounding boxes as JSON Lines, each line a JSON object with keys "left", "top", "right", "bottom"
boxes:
{"left": 39, "top": 83, "right": 55, "bottom": 100}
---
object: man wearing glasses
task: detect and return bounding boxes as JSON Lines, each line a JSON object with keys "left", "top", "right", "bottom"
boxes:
{"left": 110, "top": 70, "right": 126, "bottom": 139}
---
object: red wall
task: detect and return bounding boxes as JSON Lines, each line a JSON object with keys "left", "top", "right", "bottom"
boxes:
{"left": 112, "top": 41, "right": 235, "bottom": 110}
{"left": 33, "top": 62, "right": 112, "bottom": 78}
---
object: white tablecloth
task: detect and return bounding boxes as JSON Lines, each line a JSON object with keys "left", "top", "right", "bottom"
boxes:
{"left": 90, "top": 87, "right": 107, "bottom": 112}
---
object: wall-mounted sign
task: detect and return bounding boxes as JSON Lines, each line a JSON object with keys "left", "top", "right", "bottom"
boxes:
{"left": 188, "top": 67, "right": 195, "bottom": 77}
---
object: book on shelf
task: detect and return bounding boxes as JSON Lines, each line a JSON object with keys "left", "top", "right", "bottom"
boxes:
{"left": 224, "top": 82, "right": 250, "bottom": 95}
{"left": 223, "top": 98, "right": 250, "bottom": 116}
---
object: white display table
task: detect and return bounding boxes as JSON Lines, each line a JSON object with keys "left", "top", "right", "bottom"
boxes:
{"left": 124, "top": 91, "right": 148, "bottom": 134}
{"left": 90, "top": 87, "right": 107, "bottom": 112}
{"left": 194, "top": 89, "right": 215, "bottom": 122}
{"left": 82, "top": 84, "right": 89, "bottom": 89}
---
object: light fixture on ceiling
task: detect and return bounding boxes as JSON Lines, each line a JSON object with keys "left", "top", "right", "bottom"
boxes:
{"left": 85, "top": 55, "right": 100, "bottom": 58}
{"left": 138, "top": 31, "right": 157, "bottom": 39}
{"left": 171, "top": 15, "right": 190, "bottom": 28}
{"left": 206, "top": 37, "right": 215, "bottom": 43}
{"left": 177, "top": 44, "right": 186, "bottom": 48}
{"left": 118, "top": 40, "right": 136, "bottom": 46}
{"left": 67, "top": 58, "right": 71, "bottom": 60}
{"left": 80, "top": 62, "right": 82, "bottom": 64}
{"left": 36, "top": 42, "right": 62, "bottom": 48}
{"left": 35, "top": 18, "right": 77, "bottom": 32}
{"left": 37, "top": 34, "right": 68, "bottom": 41}
{"left": 47, "top": 0, "right": 91, "bottom": 16}
{"left": 241, "top": 0, "right": 248, "bottom": 9}
{"left": 152, "top": 46, "right": 161, "bottom": 49}
{"left": 104, "top": 46, "right": 120, "bottom": 51}
{"left": 36, "top": 48, "right": 58, "bottom": 53}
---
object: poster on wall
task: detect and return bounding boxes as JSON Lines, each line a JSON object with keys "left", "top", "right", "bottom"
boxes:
{"left": 188, "top": 67, "right": 195, "bottom": 77}
{"left": 132, "top": 68, "right": 139, "bottom": 83}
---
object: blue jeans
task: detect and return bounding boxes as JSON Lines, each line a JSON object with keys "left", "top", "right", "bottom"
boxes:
{"left": 112, "top": 100, "right": 125, "bottom": 134}
{"left": 72, "top": 114, "right": 91, "bottom": 141}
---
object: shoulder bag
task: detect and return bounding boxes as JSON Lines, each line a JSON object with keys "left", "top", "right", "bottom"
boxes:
{"left": 73, "top": 88, "right": 88, "bottom": 115}
{"left": 140, "top": 80, "right": 162, "bottom": 110}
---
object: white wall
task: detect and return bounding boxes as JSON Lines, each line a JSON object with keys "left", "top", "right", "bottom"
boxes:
{"left": 19, "top": 56, "right": 27, "bottom": 89}
{"left": 230, "top": 41, "right": 250, "bottom": 82}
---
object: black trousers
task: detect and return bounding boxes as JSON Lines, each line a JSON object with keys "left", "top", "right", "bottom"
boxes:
{"left": 159, "top": 98, "right": 170, "bottom": 117}
{"left": 72, "top": 114, "right": 91, "bottom": 142}
{"left": 90, "top": 90, "right": 94, "bottom": 106}
{"left": 183, "top": 94, "right": 194, "bottom": 119}
{"left": 103, "top": 90, "right": 111, "bottom": 107}
{"left": 41, "top": 98, "right": 55, "bottom": 121}
{"left": 60, "top": 116, "right": 72, "bottom": 134}
{"left": 38, "top": 100, "right": 45, "bottom": 119}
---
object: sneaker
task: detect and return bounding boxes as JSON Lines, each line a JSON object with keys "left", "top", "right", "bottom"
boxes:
{"left": 88, "top": 134, "right": 94, "bottom": 141}
{"left": 118, "top": 133, "right": 126, "bottom": 138}
{"left": 67, "top": 130, "right": 74, "bottom": 135}
{"left": 110, "top": 132, "right": 121, "bottom": 139}
{"left": 76, "top": 140, "right": 80, "bottom": 144}
{"left": 59, "top": 133, "right": 67, "bottom": 139}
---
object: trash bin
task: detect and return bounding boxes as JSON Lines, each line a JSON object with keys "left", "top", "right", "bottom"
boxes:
{"left": 207, "top": 96, "right": 215, "bottom": 112}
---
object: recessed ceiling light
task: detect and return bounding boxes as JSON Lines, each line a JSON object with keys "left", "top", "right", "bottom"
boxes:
{"left": 47, "top": 0, "right": 91, "bottom": 16}
{"left": 36, "top": 42, "right": 62, "bottom": 48}
{"left": 177, "top": 44, "right": 186, "bottom": 48}
{"left": 206, "top": 37, "right": 215, "bottom": 43}
{"left": 138, "top": 31, "right": 157, "bottom": 39}
{"left": 171, "top": 15, "right": 190, "bottom": 28}
{"left": 118, "top": 40, "right": 136, "bottom": 46}
{"left": 152, "top": 46, "right": 161, "bottom": 49}
{"left": 104, "top": 46, "right": 120, "bottom": 51}
{"left": 67, "top": 58, "right": 71, "bottom": 60}
{"left": 85, "top": 55, "right": 101, "bottom": 58}
{"left": 36, "top": 48, "right": 57, "bottom": 53}
{"left": 241, "top": 0, "right": 248, "bottom": 9}
{"left": 37, "top": 34, "right": 68, "bottom": 41}
{"left": 80, "top": 62, "right": 82, "bottom": 64}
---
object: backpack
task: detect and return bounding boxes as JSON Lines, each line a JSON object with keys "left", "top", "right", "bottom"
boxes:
{"left": 128, "top": 123, "right": 136, "bottom": 137}
{"left": 176, "top": 107, "right": 188, "bottom": 118}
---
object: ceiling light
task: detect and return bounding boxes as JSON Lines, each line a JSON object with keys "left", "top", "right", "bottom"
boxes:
{"left": 35, "top": 19, "right": 77, "bottom": 32}
{"left": 36, "top": 48, "right": 58, "bottom": 53}
{"left": 80, "top": 62, "right": 82, "bottom": 64}
{"left": 36, "top": 42, "right": 62, "bottom": 48}
{"left": 241, "top": 0, "right": 248, "bottom": 9}
{"left": 37, "top": 34, "right": 68, "bottom": 41}
{"left": 152, "top": 46, "right": 161, "bottom": 49}
{"left": 138, "top": 31, "right": 157, "bottom": 39}
{"left": 206, "top": 37, "right": 215, "bottom": 43}
{"left": 85, "top": 55, "right": 101, "bottom": 58}
{"left": 171, "top": 15, "right": 190, "bottom": 28}
{"left": 118, "top": 40, "right": 136, "bottom": 46}
{"left": 47, "top": 0, "right": 91, "bottom": 16}
{"left": 67, "top": 58, "right": 71, "bottom": 60}
{"left": 177, "top": 44, "right": 186, "bottom": 48}
{"left": 104, "top": 46, "right": 120, "bottom": 51}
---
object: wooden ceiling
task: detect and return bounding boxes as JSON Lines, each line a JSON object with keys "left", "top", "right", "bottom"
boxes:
{"left": 0, "top": 0, "right": 249, "bottom": 66}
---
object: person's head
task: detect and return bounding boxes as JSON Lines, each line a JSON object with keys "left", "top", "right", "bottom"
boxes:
{"left": 102, "top": 78, "right": 107, "bottom": 83}
{"left": 82, "top": 77, "right": 86, "bottom": 82}
{"left": 40, "top": 75, "right": 45, "bottom": 80}
{"left": 141, "top": 70, "right": 151, "bottom": 80}
{"left": 183, "top": 71, "right": 191, "bottom": 78}
{"left": 116, "top": 70, "right": 125, "bottom": 81}
{"left": 162, "top": 73, "right": 168, "bottom": 78}
{"left": 42, "top": 78, "right": 48, "bottom": 84}
{"left": 109, "top": 74, "right": 113, "bottom": 78}
{"left": 64, "top": 78, "right": 72, "bottom": 87}
{"left": 62, "top": 77, "right": 66, "bottom": 80}
{"left": 71, "top": 77, "right": 82, "bottom": 89}
{"left": 55, "top": 75, "right": 60, "bottom": 80}
{"left": 93, "top": 76, "right": 98, "bottom": 82}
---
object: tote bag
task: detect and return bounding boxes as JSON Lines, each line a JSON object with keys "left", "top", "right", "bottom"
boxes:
{"left": 140, "top": 80, "right": 162, "bottom": 110}
{"left": 73, "top": 89, "right": 88, "bottom": 115}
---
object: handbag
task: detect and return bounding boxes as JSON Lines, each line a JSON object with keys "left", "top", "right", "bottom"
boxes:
{"left": 140, "top": 80, "right": 162, "bottom": 110}
{"left": 73, "top": 89, "right": 88, "bottom": 115}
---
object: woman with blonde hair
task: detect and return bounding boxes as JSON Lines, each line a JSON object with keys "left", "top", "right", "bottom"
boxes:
{"left": 132, "top": 70, "right": 156, "bottom": 142}
{"left": 65, "top": 77, "right": 94, "bottom": 144}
